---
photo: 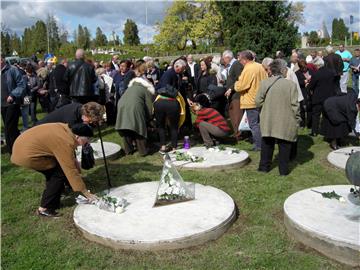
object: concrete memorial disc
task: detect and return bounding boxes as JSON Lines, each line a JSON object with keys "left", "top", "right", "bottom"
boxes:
{"left": 77, "top": 141, "right": 121, "bottom": 164}
{"left": 284, "top": 185, "right": 360, "bottom": 267}
{"left": 168, "top": 146, "right": 249, "bottom": 169}
{"left": 74, "top": 181, "right": 236, "bottom": 250}
{"left": 327, "top": 147, "right": 360, "bottom": 169}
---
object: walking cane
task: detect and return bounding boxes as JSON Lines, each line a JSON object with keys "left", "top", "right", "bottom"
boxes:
{"left": 97, "top": 124, "right": 112, "bottom": 191}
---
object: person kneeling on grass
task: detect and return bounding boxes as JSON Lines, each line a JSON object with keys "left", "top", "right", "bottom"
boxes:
{"left": 190, "top": 95, "right": 231, "bottom": 147}
{"left": 11, "top": 123, "right": 98, "bottom": 218}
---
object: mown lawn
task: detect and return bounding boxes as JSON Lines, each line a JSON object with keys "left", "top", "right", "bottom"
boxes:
{"left": 1, "top": 121, "right": 359, "bottom": 269}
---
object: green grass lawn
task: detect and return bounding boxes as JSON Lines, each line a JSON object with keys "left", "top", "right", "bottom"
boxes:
{"left": 2, "top": 125, "right": 359, "bottom": 270}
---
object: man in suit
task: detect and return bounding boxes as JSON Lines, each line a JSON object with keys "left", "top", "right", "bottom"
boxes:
{"left": 186, "top": 54, "right": 199, "bottom": 90}
{"left": 224, "top": 50, "right": 244, "bottom": 140}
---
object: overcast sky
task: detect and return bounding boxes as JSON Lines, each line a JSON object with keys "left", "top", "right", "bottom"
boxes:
{"left": 1, "top": 0, "right": 359, "bottom": 43}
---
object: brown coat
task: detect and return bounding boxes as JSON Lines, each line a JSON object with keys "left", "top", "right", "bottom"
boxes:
{"left": 11, "top": 123, "right": 86, "bottom": 192}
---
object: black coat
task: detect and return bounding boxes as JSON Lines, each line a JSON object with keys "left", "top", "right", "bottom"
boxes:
{"left": 225, "top": 60, "right": 244, "bottom": 100}
{"left": 48, "top": 64, "right": 69, "bottom": 96}
{"left": 195, "top": 72, "right": 217, "bottom": 95}
{"left": 307, "top": 67, "right": 337, "bottom": 105}
{"left": 324, "top": 53, "right": 344, "bottom": 76}
{"left": 36, "top": 102, "right": 82, "bottom": 127}
{"left": 323, "top": 92, "right": 358, "bottom": 129}
{"left": 156, "top": 68, "right": 180, "bottom": 91}
{"left": 64, "top": 59, "right": 97, "bottom": 98}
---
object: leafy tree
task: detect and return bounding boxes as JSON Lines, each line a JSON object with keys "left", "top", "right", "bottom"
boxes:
{"left": 216, "top": 1, "right": 298, "bottom": 59}
{"left": 332, "top": 18, "right": 349, "bottom": 41}
{"left": 77, "top": 24, "right": 91, "bottom": 49}
{"left": 154, "top": 1, "right": 223, "bottom": 51}
{"left": 94, "top": 27, "right": 108, "bottom": 47}
{"left": 32, "top": 20, "right": 48, "bottom": 54}
{"left": 123, "top": 19, "right": 140, "bottom": 46}
{"left": 308, "top": 31, "right": 320, "bottom": 46}
{"left": 47, "top": 14, "right": 60, "bottom": 53}
{"left": 289, "top": 2, "right": 305, "bottom": 26}
{"left": 10, "top": 33, "right": 21, "bottom": 54}
{"left": 1, "top": 31, "right": 11, "bottom": 55}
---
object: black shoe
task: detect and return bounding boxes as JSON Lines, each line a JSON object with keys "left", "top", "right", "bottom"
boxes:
{"left": 36, "top": 209, "right": 61, "bottom": 218}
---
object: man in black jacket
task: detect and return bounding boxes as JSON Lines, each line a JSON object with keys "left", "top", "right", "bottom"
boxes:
{"left": 323, "top": 45, "right": 344, "bottom": 93}
{"left": 64, "top": 49, "right": 97, "bottom": 104}
{"left": 1, "top": 54, "right": 27, "bottom": 153}
{"left": 48, "top": 59, "right": 70, "bottom": 111}
{"left": 223, "top": 50, "right": 244, "bottom": 140}
{"left": 36, "top": 101, "right": 104, "bottom": 127}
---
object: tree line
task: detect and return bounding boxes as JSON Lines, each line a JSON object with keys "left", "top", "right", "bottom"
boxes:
{"left": 1, "top": 17, "right": 141, "bottom": 57}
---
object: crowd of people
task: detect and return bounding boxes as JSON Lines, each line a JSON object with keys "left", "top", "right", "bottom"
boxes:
{"left": 2, "top": 44, "right": 360, "bottom": 217}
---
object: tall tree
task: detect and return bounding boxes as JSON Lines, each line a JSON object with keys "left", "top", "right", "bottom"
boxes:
{"left": 32, "top": 20, "right": 48, "bottom": 54}
{"left": 1, "top": 31, "right": 11, "bottom": 55}
{"left": 94, "top": 27, "right": 108, "bottom": 47}
{"left": 216, "top": 1, "right": 298, "bottom": 59}
{"left": 332, "top": 18, "right": 349, "bottom": 41}
{"left": 308, "top": 31, "right": 320, "bottom": 46}
{"left": 83, "top": 26, "right": 91, "bottom": 49}
{"left": 10, "top": 33, "right": 21, "bottom": 54}
{"left": 77, "top": 24, "right": 85, "bottom": 48}
{"left": 154, "top": 1, "right": 223, "bottom": 51}
{"left": 123, "top": 19, "right": 140, "bottom": 46}
{"left": 47, "top": 14, "right": 60, "bottom": 52}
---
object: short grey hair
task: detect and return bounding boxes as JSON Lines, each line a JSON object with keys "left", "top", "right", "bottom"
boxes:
{"left": 262, "top": 57, "right": 274, "bottom": 68}
{"left": 269, "top": 59, "right": 288, "bottom": 76}
{"left": 222, "top": 50, "right": 234, "bottom": 59}
{"left": 326, "top": 45, "right": 334, "bottom": 53}
{"left": 314, "top": 57, "right": 324, "bottom": 68}
{"left": 174, "top": 59, "right": 187, "bottom": 68}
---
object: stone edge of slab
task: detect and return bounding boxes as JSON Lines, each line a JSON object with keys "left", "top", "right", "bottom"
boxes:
{"left": 283, "top": 186, "right": 360, "bottom": 267}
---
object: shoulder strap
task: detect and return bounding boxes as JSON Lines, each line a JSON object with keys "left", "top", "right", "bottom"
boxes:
{"left": 264, "top": 76, "right": 281, "bottom": 98}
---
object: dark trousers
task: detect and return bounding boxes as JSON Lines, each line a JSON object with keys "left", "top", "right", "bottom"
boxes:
{"left": 246, "top": 108, "right": 262, "bottom": 150}
{"left": 228, "top": 98, "right": 243, "bottom": 139}
{"left": 39, "top": 164, "right": 67, "bottom": 210}
{"left": 259, "top": 137, "right": 292, "bottom": 175}
{"left": 154, "top": 99, "right": 180, "bottom": 148}
{"left": 1, "top": 104, "right": 21, "bottom": 154}
{"left": 311, "top": 103, "right": 323, "bottom": 135}
{"left": 118, "top": 130, "right": 148, "bottom": 156}
{"left": 199, "top": 121, "right": 229, "bottom": 147}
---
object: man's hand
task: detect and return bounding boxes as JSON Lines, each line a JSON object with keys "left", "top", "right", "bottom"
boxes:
{"left": 187, "top": 98, "right": 194, "bottom": 106}
{"left": 38, "top": 89, "right": 48, "bottom": 95}
{"left": 6, "top": 96, "right": 13, "bottom": 103}
{"left": 225, "top": 89, "right": 232, "bottom": 98}
{"left": 82, "top": 190, "right": 99, "bottom": 203}
{"left": 75, "top": 160, "right": 81, "bottom": 173}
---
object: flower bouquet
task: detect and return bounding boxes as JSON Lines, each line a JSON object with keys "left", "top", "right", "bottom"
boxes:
{"left": 207, "top": 145, "right": 240, "bottom": 155}
{"left": 154, "top": 155, "right": 195, "bottom": 207}
{"left": 175, "top": 151, "right": 204, "bottom": 163}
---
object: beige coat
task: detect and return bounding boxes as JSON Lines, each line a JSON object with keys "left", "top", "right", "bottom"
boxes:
{"left": 11, "top": 123, "right": 86, "bottom": 192}
{"left": 255, "top": 76, "right": 300, "bottom": 142}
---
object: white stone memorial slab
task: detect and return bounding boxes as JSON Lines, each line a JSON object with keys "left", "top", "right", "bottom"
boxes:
{"left": 168, "top": 146, "right": 249, "bottom": 169}
{"left": 77, "top": 141, "right": 121, "bottom": 164}
{"left": 327, "top": 147, "right": 360, "bottom": 169}
{"left": 284, "top": 185, "right": 360, "bottom": 266}
{"left": 74, "top": 181, "right": 236, "bottom": 250}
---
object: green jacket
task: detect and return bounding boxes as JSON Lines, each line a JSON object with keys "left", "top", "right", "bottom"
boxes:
{"left": 255, "top": 76, "right": 300, "bottom": 142}
{"left": 115, "top": 77, "right": 155, "bottom": 138}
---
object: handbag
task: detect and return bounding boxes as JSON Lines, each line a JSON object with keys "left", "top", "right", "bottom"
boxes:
{"left": 81, "top": 143, "right": 95, "bottom": 170}
{"left": 238, "top": 111, "right": 251, "bottom": 131}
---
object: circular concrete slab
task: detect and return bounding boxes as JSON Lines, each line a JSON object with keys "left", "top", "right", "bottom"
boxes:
{"left": 284, "top": 185, "right": 360, "bottom": 267}
{"left": 168, "top": 146, "right": 249, "bottom": 169}
{"left": 327, "top": 147, "right": 360, "bottom": 169}
{"left": 77, "top": 141, "right": 121, "bottom": 164}
{"left": 74, "top": 182, "right": 236, "bottom": 250}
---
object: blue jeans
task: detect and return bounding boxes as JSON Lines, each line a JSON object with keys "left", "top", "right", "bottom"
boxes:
{"left": 246, "top": 108, "right": 262, "bottom": 150}
{"left": 20, "top": 105, "right": 29, "bottom": 130}
{"left": 352, "top": 74, "right": 359, "bottom": 96}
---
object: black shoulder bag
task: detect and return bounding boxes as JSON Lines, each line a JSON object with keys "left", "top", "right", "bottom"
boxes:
{"left": 81, "top": 143, "right": 95, "bottom": 170}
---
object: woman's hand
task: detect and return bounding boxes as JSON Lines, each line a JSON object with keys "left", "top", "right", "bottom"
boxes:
{"left": 82, "top": 190, "right": 99, "bottom": 203}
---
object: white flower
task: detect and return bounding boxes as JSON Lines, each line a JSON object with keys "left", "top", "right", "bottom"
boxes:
{"left": 166, "top": 187, "right": 173, "bottom": 194}
{"left": 215, "top": 148, "right": 220, "bottom": 152}
{"left": 339, "top": 197, "right": 346, "bottom": 203}
{"left": 227, "top": 151, "right": 233, "bottom": 155}
{"left": 169, "top": 179, "right": 176, "bottom": 186}
{"left": 173, "top": 187, "right": 180, "bottom": 195}
{"left": 187, "top": 151, "right": 193, "bottom": 156}
{"left": 208, "top": 148, "right": 215, "bottom": 152}
{"left": 115, "top": 207, "right": 125, "bottom": 214}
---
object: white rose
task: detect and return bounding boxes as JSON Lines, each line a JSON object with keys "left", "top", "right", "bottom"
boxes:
{"left": 208, "top": 148, "right": 215, "bottom": 152}
{"left": 339, "top": 197, "right": 346, "bottom": 203}
{"left": 173, "top": 187, "right": 180, "bottom": 195}
{"left": 115, "top": 207, "right": 124, "bottom": 214}
{"left": 170, "top": 179, "right": 176, "bottom": 186}
{"left": 227, "top": 151, "right": 232, "bottom": 155}
{"left": 166, "top": 187, "right": 172, "bottom": 194}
